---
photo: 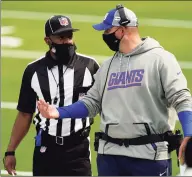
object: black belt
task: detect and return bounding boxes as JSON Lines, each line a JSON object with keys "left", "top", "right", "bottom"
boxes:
{"left": 100, "top": 132, "right": 165, "bottom": 147}
{"left": 41, "top": 127, "right": 90, "bottom": 148}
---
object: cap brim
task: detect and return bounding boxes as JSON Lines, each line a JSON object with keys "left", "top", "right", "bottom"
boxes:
{"left": 52, "top": 27, "right": 79, "bottom": 35}
{"left": 92, "top": 22, "right": 113, "bottom": 31}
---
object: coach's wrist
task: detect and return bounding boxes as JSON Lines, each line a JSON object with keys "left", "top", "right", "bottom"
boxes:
{"left": 56, "top": 108, "right": 70, "bottom": 119}
{"left": 56, "top": 108, "right": 62, "bottom": 119}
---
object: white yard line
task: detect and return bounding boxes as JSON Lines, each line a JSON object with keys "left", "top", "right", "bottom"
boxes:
{"left": 2, "top": 10, "right": 192, "bottom": 29}
{"left": 1, "top": 26, "right": 15, "bottom": 35}
{"left": 1, "top": 101, "right": 17, "bottom": 109}
{"left": 2, "top": 49, "right": 192, "bottom": 69}
{"left": 1, "top": 170, "right": 32, "bottom": 176}
{"left": 1, "top": 49, "right": 107, "bottom": 63}
{"left": 0, "top": 168, "right": 183, "bottom": 176}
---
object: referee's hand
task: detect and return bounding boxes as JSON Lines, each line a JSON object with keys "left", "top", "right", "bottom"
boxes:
{"left": 178, "top": 136, "right": 191, "bottom": 165}
{"left": 4, "top": 156, "right": 17, "bottom": 176}
{"left": 37, "top": 99, "right": 59, "bottom": 119}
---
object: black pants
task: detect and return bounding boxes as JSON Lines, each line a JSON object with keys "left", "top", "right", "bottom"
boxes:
{"left": 33, "top": 137, "right": 91, "bottom": 176}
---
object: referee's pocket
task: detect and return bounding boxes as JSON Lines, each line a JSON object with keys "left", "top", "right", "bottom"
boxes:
{"left": 78, "top": 138, "right": 90, "bottom": 159}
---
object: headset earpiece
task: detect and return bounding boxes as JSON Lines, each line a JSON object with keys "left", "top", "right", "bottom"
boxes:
{"left": 116, "top": 4, "right": 130, "bottom": 26}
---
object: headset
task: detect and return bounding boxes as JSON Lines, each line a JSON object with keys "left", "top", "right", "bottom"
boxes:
{"left": 100, "top": 4, "right": 130, "bottom": 103}
{"left": 116, "top": 4, "right": 130, "bottom": 26}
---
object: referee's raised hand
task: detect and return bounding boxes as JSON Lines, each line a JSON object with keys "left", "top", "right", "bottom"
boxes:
{"left": 37, "top": 99, "right": 59, "bottom": 119}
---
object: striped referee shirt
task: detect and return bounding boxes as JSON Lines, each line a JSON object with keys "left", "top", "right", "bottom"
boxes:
{"left": 17, "top": 51, "right": 99, "bottom": 137}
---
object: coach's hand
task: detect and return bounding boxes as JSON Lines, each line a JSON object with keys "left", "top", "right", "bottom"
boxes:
{"left": 37, "top": 99, "right": 59, "bottom": 119}
{"left": 4, "top": 156, "right": 17, "bottom": 175}
{"left": 178, "top": 136, "right": 191, "bottom": 164}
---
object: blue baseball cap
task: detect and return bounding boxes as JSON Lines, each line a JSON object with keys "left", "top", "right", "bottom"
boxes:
{"left": 93, "top": 7, "right": 138, "bottom": 31}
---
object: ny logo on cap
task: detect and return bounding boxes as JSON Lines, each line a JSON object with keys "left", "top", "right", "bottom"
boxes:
{"left": 103, "top": 13, "right": 109, "bottom": 21}
{"left": 58, "top": 17, "right": 69, "bottom": 26}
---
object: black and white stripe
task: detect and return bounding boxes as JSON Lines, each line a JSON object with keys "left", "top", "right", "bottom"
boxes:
{"left": 18, "top": 52, "right": 99, "bottom": 137}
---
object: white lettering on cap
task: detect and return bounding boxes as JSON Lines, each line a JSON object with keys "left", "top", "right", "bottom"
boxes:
{"left": 103, "top": 13, "right": 109, "bottom": 21}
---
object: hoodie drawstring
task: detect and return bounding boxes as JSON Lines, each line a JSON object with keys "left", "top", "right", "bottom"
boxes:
{"left": 119, "top": 54, "right": 131, "bottom": 86}
{"left": 119, "top": 53, "right": 123, "bottom": 73}
{"left": 125, "top": 56, "right": 131, "bottom": 86}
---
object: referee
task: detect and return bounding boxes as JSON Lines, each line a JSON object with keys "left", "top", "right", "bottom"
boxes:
{"left": 4, "top": 15, "right": 99, "bottom": 176}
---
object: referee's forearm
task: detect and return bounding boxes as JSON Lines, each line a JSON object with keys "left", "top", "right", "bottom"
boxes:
{"left": 7, "top": 111, "right": 33, "bottom": 151}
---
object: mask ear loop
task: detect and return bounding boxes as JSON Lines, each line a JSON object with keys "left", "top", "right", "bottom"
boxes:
{"left": 47, "top": 38, "right": 56, "bottom": 53}
{"left": 51, "top": 46, "right": 56, "bottom": 53}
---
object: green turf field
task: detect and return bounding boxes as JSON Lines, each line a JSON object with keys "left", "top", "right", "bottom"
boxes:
{"left": 1, "top": 1, "right": 192, "bottom": 176}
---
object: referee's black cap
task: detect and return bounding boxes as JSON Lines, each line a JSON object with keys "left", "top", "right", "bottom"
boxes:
{"left": 45, "top": 15, "right": 79, "bottom": 36}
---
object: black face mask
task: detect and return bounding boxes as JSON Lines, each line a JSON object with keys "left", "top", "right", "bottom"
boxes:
{"left": 102, "top": 30, "right": 120, "bottom": 51}
{"left": 50, "top": 43, "right": 76, "bottom": 65}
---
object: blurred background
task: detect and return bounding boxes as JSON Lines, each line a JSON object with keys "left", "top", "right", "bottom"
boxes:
{"left": 1, "top": 1, "right": 192, "bottom": 176}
